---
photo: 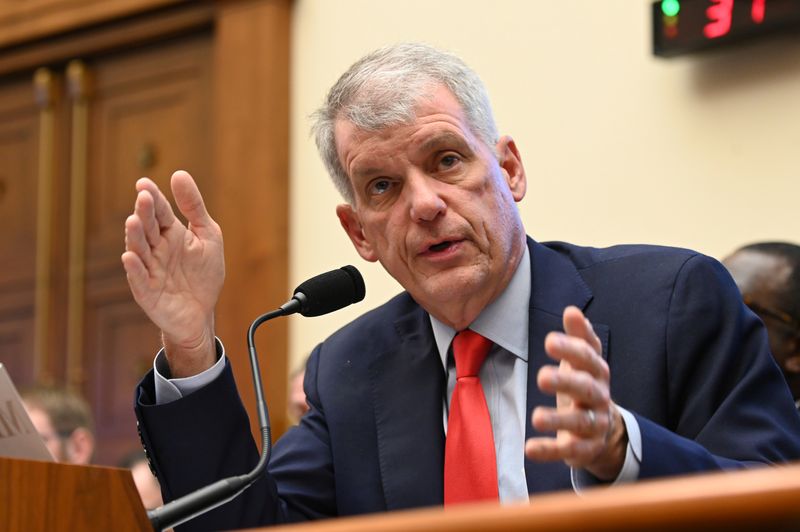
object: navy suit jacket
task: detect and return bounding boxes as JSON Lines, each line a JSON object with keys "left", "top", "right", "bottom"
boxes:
{"left": 135, "top": 239, "right": 800, "bottom": 531}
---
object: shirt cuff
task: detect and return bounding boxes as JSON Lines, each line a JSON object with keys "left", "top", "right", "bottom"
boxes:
{"left": 570, "top": 406, "right": 642, "bottom": 491}
{"left": 153, "top": 337, "right": 227, "bottom": 405}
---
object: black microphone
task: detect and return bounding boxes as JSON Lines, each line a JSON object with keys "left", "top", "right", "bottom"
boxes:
{"left": 280, "top": 264, "right": 366, "bottom": 317}
{"left": 147, "top": 266, "right": 365, "bottom": 531}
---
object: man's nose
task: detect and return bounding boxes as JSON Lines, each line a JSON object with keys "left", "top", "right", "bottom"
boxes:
{"left": 406, "top": 172, "right": 446, "bottom": 222}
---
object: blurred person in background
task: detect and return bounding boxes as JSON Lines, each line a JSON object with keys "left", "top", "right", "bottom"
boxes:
{"left": 287, "top": 360, "right": 310, "bottom": 424}
{"left": 21, "top": 385, "right": 95, "bottom": 464}
{"left": 723, "top": 242, "right": 800, "bottom": 407}
{"left": 119, "top": 448, "right": 165, "bottom": 510}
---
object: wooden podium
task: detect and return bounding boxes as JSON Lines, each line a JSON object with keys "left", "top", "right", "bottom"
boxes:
{"left": 4, "top": 459, "right": 800, "bottom": 531}
{"left": 0, "top": 456, "right": 151, "bottom": 531}
{"left": 258, "top": 464, "right": 800, "bottom": 532}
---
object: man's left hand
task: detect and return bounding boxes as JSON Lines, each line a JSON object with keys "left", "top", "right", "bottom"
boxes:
{"left": 524, "top": 305, "right": 627, "bottom": 481}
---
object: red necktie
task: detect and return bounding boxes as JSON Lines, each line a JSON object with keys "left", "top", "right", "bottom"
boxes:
{"left": 444, "top": 329, "right": 499, "bottom": 505}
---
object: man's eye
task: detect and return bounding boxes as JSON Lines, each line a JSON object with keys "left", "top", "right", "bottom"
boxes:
{"left": 369, "top": 179, "right": 392, "bottom": 195}
{"left": 439, "top": 154, "right": 461, "bottom": 169}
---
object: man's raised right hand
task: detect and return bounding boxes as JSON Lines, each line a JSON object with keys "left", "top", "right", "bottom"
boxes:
{"left": 121, "top": 170, "right": 225, "bottom": 378}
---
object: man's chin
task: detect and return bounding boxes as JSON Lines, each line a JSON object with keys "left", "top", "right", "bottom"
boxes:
{"left": 408, "top": 266, "right": 490, "bottom": 307}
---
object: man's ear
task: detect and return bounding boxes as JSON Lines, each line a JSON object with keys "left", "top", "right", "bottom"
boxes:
{"left": 495, "top": 135, "right": 527, "bottom": 202}
{"left": 336, "top": 204, "right": 378, "bottom": 262}
{"left": 65, "top": 427, "right": 94, "bottom": 465}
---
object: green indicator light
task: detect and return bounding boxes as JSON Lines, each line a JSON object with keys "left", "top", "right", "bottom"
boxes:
{"left": 661, "top": 0, "right": 680, "bottom": 17}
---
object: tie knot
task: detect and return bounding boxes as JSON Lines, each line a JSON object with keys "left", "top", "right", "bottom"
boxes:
{"left": 452, "top": 329, "right": 492, "bottom": 378}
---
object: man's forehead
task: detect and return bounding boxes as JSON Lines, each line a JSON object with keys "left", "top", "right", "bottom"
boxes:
{"left": 334, "top": 85, "right": 467, "bottom": 138}
{"left": 338, "top": 123, "right": 475, "bottom": 176}
{"left": 336, "top": 118, "right": 471, "bottom": 147}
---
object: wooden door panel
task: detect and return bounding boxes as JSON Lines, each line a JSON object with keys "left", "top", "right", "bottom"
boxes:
{"left": 86, "top": 34, "right": 213, "bottom": 279}
{"left": 0, "top": 315, "right": 35, "bottom": 383}
{"left": 0, "top": 77, "right": 46, "bottom": 385}
{"left": 84, "top": 286, "right": 161, "bottom": 465}
{"left": 0, "top": 1, "right": 289, "bottom": 467}
{"left": 79, "top": 33, "right": 213, "bottom": 464}
{"left": 0, "top": 79, "right": 40, "bottom": 287}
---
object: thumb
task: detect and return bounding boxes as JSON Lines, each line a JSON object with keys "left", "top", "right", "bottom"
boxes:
{"left": 170, "top": 170, "right": 216, "bottom": 235}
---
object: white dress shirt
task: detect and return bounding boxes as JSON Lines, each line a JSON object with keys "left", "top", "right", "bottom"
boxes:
{"left": 429, "top": 246, "right": 641, "bottom": 501}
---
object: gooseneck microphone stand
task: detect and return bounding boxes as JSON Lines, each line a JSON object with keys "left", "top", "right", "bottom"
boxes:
{"left": 146, "top": 307, "right": 282, "bottom": 531}
{"left": 146, "top": 266, "right": 364, "bottom": 531}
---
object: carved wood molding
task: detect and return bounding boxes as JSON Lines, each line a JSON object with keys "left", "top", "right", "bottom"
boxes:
{"left": 0, "top": 0, "right": 184, "bottom": 49}
{"left": 0, "top": 1, "right": 214, "bottom": 76}
{"left": 32, "top": 66, "right": 56, "bottom": 383}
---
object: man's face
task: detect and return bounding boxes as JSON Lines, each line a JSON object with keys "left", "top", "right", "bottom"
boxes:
{"left": 334, "top": 85, "right": 527, "bottom": 328}
{"left": 25, "top": 406, "right": 66, "bottom": 461}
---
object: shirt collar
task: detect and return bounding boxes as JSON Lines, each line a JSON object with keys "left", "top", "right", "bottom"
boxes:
{"left": 430, "top": 245, "right": 531, "bottom": 369}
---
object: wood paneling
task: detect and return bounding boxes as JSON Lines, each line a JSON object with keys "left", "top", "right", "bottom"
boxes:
{"left": 86, "top": 34, "right": 213, "bottom": 275}
{"left": 83, "top": 33, "right": 214, "bottom": 465}
{"left": 0, "top": 319, "right": 35, "bottom": 384}
{"left": 0, "top": 78, "right": 41, "bottom": 291}
{"left": 0, "top": 0, "right": 290, "bottom": 466}
{"left": 0, "top": 75, "right": 50, "bottom": 384}
{"left": 213, "top": 0, "right": 291, "bottom": 440}
{"left": 0, "top": 0, "right": 183, "bottom": 48}
{"left": 0, "top": 2, "right": 214, "bottom": 77}
{"left": 0, "top": 457, "right": 150, "bottom": 531}
{"left": 86, "top": 295, "right": 162, "bottom": 464}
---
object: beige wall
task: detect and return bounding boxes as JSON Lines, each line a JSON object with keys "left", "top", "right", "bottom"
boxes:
{"left": 288, "top": 0, "right": 800, "bottom": 368}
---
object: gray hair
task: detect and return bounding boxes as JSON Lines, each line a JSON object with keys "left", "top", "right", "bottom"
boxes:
{"left": 311, "top": 43, "right": 499, "bottom": 203}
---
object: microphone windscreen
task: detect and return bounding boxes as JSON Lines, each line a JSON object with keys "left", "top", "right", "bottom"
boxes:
{"left": 293, "top": 265, "right": 366, "bottom": 317}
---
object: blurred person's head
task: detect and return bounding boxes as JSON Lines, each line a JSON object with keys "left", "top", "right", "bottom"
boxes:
{"left": 287, "top": 364, "right": 309, "bottom": 424}
{"left": 119, "top": 449, "right": 163, "bottom": 510}
{"left": 21, "top": 385, "right": 95, "bottom": 464}
{"left": 723, "top": 242, "right": 800, "bottom": 400}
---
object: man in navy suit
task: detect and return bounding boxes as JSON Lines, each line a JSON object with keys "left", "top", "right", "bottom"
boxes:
{"left": 123, "top": 43, "right": 800, "bottom": 530}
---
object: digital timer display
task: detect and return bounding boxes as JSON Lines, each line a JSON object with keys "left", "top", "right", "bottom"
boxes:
{"left": 653, "top": 0, "right": 800, "bottom": 57}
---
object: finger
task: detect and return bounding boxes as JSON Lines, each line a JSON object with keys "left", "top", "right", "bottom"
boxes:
{"left": 563, "top": 306, "right": 602, "bottom": 355}
{"left": 133, "top": 190, "right": 160, "bottom": 247}
{"left": 125, "top": 213, "right": 155, "bottom": 266}
{"left": 136, "top": 177, "right": 177, "bottom": 230}
{"left": 121, "top": 250, "right": 150, "bottom": 302}
{"left": 544, "top": 332, "right": 609, "bottom": 382}
{"left": 524, "top": 436, "right": 604, "bottom": 465}
{"left": 537, "top": 365, "right": 610, "bottom": 407}
{"left": 171, "top": 170, "right": 216, "bottom": 236}
{"left": 531, "top": 405, "right": 609, "bottom": 437}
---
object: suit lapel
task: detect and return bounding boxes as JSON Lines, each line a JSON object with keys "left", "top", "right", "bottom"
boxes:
{"left": 366, "top": 240, "right": 615, "bottom": 503}
{"left": 523, "top": 240, "right": 609, "bottom": 493}
{"left": 369, "top": 304, "right": 445, "bottom": 509}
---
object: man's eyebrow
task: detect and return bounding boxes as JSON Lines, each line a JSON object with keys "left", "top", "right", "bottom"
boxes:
{"left": 417, "top": 132, "right": 474, "bottom": 154}
{"left": 350, "top": 164, "right": 383, "bottom": 181}
{"left": 349, "top": 132, "right": 475, "bottom": 179}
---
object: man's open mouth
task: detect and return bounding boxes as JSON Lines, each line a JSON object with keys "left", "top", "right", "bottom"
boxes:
{"left": 429, "top": 241, "right": 454, "bottom": 252}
